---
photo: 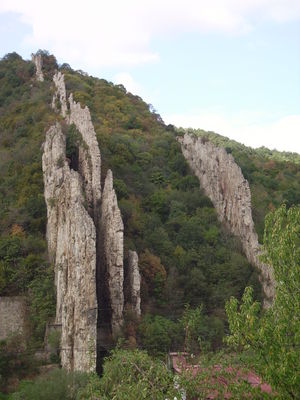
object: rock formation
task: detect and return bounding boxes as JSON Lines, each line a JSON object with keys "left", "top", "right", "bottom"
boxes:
{"left": 43, "top": 123, "right": 97, "bottom": 371}
{"left": 42, "top": 123, "right": 97, "bottom": 371}
{"left": 52, "top": 71, "right": 68, "bottom": 117}
{"left": 101, "top": 170, "right": 124, "bottom": 338}
{"left": 69, "top": 93, "right": 102, "bottom": 222}
{"left": 39, "top": 60, "right": 139, "bottom": 370}
{"left": 128, "top": 251, "right": 141, "bottom": 317}
{"left": 178, "top": 133, "right": 275, "bottom": 307}
{"left": 31, "top": 53, "right": 44, "bottom": 82}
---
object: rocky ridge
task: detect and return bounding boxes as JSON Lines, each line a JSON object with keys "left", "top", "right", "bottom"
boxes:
{"left": 40, "top": 64, "right": 141, "bottom": 371}
{"left": 42, "top": 123, "right": 97, "bottom": 371}
{"left": 52, "top": 71, "right": 68, "bottom": 117}
{"left": 178, "top": 133, "right": 275, "bottom": 307}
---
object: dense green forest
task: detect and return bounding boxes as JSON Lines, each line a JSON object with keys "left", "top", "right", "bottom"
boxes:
{"left": 0, "top": 52, "right": 299, "bottom": 398}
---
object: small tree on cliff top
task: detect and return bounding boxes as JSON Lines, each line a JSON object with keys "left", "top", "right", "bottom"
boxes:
{"left": 225, "top": 204, "right": 300, "bottom": 399}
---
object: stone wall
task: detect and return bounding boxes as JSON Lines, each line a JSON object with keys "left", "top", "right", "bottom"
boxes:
{"left": 0, "top": 297, "right": 27, "bottom": 340}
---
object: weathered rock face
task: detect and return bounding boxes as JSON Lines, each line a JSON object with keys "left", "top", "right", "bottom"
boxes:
{"left": 178, "top": 133, "right": 275, "bottom": 306}
{"left": 42, "top": 123, "right": 97, "bottom": 371}
{"left": 101, "top": 170, "right": 124, "bottom": 337}
{"left": 69, "top": 94, "right": 101, "bottom": 223}
{"left": 0, "top": 297, "right": 27, "bottom": 340}
{"left": 31, "top": 54, "right": 44, "bottom": 82}
{"left": 41, "top": 63, "right": 139, "bottom": 371}
{"left": 52, "top": 72, "right": 68, "bottom": 117}
{"left": 128, "top": 251, "right": 141, "bottom": 317}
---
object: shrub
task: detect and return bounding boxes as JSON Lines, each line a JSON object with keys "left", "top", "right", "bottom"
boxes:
{"left": 96, "top": 349, "right": 179, "bottom": 400}
{"left": 12, "top": 369, "right": 89, "bottom": 400}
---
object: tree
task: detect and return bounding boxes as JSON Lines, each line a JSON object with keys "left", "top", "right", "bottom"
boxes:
{"left": 78, "top": 348, "right": 179, "bottom": 400}
{"left": 225, "top": 204, "right": 300, "bottom": 399}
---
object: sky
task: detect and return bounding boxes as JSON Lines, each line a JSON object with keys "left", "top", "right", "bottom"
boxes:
{"left": 0, "top": 0, "right": 299, "bottom": 153}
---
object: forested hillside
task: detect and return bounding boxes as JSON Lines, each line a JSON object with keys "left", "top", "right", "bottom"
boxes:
{"left": 0, "top": 53, "right": 262, "bottom": 352}
{"left": 1, "top": 52, "right": 299, "bottom": 397}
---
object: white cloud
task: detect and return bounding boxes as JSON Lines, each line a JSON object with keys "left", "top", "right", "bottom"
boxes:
{"left": 112, "top": 72, "right": 160, "bottom": 107}
{"left": 164, "top": 111, "right": 300, "bottom": 153}
{"left": 0, "top": 0, "right": 299, "bottom": 68}
{"left": 113, "top": 73, "right": 142, "bottom": 95}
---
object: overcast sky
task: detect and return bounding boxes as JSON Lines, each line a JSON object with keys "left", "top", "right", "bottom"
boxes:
{"left": 0, "top": 0, "right": 299, "bottom": 153}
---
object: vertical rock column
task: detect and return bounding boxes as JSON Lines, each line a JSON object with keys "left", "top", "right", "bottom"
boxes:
{"left": 69, "top": 93, "right": 101, "bottom": 221}
{"left": 128, "top": 251, "right": 141, "bottom": 317}
{"left": 31, "top": 53, "right": 44, "bottom": 82}
{"left": 178, "top": 133, "right": 275, "bottom": 306}
{"left": 42, "top": 123, "right": 97, "bottom": 371}
{"left": 101, "top": 170, "right": 124, "bottom": 338}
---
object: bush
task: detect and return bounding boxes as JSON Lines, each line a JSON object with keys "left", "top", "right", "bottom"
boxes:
{"left": 138, "top": 315, "right": 182, "bottom": 355}
{"left": 12, "top": 369, "right": 89, "bottom": 400}
{"left": 96, "top": 349, "right": 178, "bottom": 400}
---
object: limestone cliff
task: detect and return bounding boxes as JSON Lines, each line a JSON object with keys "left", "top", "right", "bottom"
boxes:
{"left": 69, "top": 93, "right": 101, "bottom": 223}
{"left": 31, "top": 53, "right": 44, "bottom": 82}
{"left": 40, "top": 62, "right": 137, "bottom": 370}
{"left": 128, "top": 251, "right": 141, "bottom": 317}
{"left": 42, "top": 123, "right": 97, "bottom": 371}
{"left": 52, "top": 71, "right": 68, "bottom": 117}
{"left": 101, "top": 170, "right": 124, "bottom": 338}
{"left": 178, "top": 133, "right": 275, "bottom": 306}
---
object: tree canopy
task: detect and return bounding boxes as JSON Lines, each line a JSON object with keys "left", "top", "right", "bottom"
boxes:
{"left": 226, "top": 204, "right": 300, "bottom": 399}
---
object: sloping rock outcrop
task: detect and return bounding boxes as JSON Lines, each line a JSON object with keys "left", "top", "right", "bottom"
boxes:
{"left": 69, "top": 93, "right": 102, "bottom": 222}
{"left": 178, "top": 133, "right": 275, "bottom": 306}
{"left": 52, "top": 71, "right": 68, "bottom": 117}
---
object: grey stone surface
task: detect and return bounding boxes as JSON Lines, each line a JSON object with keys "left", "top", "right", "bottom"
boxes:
{"left": 101, "top": 170, "right": 124, "bottom": 337}
{"left": 0, "top": 297, "right": 27, "bottom": 340}
{"left": 128, "top": 250, "right": 141, "bottom": 317}
{"left": 43, "top": 72, "right": 128, "bottom": 371}
{"left": 31, "top": 53, "right": 44, "bottom": 82}
{"left": 42, "top": 123, "right": 97, "bottom": 371}
{"left": 69, "top": 93, "right": 101, "bottom": 223}
{"left": 52, "top": 72, "right": 68, "bottom": 117}
{"left": 178, "top": 133, "right": 275, "bottom": 306}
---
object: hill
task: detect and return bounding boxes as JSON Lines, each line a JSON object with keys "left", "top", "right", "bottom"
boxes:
{"left": 1, "top": 51, "right": 299, "bottom": 391}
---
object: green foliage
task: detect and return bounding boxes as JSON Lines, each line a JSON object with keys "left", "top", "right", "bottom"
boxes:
{"left": 89, "top": 348, "right": 179, "bottom": 400}
{"left": 181, "top": 304, "right": 205, "bottom": 352}
{"left": 177, "top": 351, "right": 271, "bottom": 400}
{"left": 138, "top": 315, "right": 182, "bottom": 355}
{"left": 225, "top": 204, "right": 300, "bottom": 399}
{"left": 11, "top": 369, "right": 89, "bottom": 400}
{"left": 27, "top": 265, "right": 56, "bottom": 342}
{"left": 0, "top": 53, "right": 56, "bottom": 353}
{"left": 0, "top": 335, "right": 37, "bottom": 393}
